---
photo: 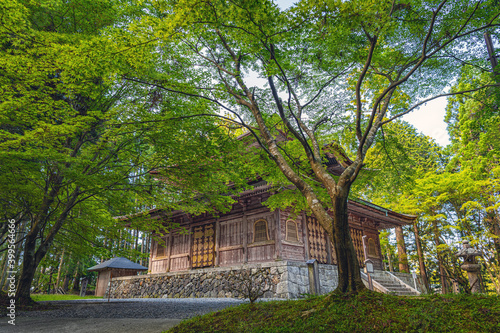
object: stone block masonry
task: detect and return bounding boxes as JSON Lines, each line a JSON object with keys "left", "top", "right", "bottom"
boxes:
{"left": 107, "top": 261, "right": 339, "bottom": 299}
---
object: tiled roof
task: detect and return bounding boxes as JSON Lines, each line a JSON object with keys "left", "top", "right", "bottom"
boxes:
{"left": 87, "top": 257, "right": 148, "bottom": 271}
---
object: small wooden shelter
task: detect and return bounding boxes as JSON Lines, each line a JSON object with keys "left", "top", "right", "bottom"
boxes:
{"left": 88, "top": 257, "right": 148, "bottom": 296}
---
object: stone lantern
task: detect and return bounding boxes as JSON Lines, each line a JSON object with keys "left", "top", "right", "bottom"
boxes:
{"left": 456, "top": 240, "right": 482, "bottom": 293}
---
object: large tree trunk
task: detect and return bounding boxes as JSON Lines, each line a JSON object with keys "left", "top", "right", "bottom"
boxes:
{"left": 63, "top": 274, "right": 70, "bottom": 292}
{"left": 16, "top": 232, "right": 40, "bottom": 305}
{"left": 413, "top": 221, "right": 429, "bottom": 291}
{"left": 486, "top": 211, "right": 500, "bottom": 264}
{"left": 330, "top": 188, "right": 365, "bottom": 293}
{"left": 15, "top": 187, "right": 79, "bottom": 304}
{"left": 432, "top": 221, "right": 449, "bottom": 294}
{"left": 55, "top": 248, "right": 65, "bottom": 290}
{"left": 395, "top": 226, "right": 409, "bottom": 273}
{"left": 72, "top": 262, "right": 80, "bottom": 293}
{"left": 0, "top": 249, "right": 9, "bottom": 290}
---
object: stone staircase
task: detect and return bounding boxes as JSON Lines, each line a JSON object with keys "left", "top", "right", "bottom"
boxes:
{"left": 363, "top": 271, "right": 420, "bottom": 296}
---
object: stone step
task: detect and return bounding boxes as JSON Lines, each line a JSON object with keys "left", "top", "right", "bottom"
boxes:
{"left": 386, "top": 287, "right": 413, "bottom": 292}
{"left": 375, "top": 282, "right": 400, "bottom": 286}
{"left": 372, "top": 277, "right": 398, "bottom": 282}
{"left": 366, "top": 271, "right": 421, "bottom": 296}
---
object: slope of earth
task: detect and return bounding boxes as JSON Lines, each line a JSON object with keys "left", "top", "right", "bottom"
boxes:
{"left": 167, "top": 293, "right": 500, "bottom": 333}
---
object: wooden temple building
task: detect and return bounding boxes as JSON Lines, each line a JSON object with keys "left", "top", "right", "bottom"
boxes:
{"left": 143, "top": 181, "right": 416, "bottom": 275}
{"left": 110, "top": 134, "right": 421, "bottom": 298}
{"left": 139, "top": 133, "right": 416, "bottom": 274}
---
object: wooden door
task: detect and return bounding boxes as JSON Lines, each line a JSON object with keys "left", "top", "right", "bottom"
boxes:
{"left": 191, "top": 223, "right": 215, "bottom": 268}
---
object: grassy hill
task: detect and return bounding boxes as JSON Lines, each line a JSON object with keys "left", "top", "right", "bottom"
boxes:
{"left": 166, "top": 292, "right": 500, "bottom": 333}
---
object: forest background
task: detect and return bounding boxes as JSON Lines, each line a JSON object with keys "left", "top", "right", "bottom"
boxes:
{"left": 0, "top": 0, "right": 499, "bottom": 303}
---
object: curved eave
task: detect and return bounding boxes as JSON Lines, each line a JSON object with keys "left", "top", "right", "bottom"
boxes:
{"left": 348, "top": 199, "right": 416, "bottom": 230}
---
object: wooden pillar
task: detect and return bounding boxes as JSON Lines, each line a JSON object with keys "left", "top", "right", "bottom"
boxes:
{"left": 274, "top": 209, "right": 281, "bottom": 260}
{"left": 243, "top": 208, "right": 248, "bottom": 263}
{"left": 188, "top": 225, "right": 193, "bottom": 269}
{"left": 140, "top": 233, "right": 145, "bottom": 266}
{"left": 325, "top": 233, "right": 333, "bottom": 264}
{"left": 148, "top": 235, "right": 153, "bottom": 273}
{"left": 166, "top": 232, "right": 173, "bottom": 272}
{"left": 302, "top": 213, "right": 310, "bottom": 260}
{"left": 215, "top": 218, "right": 221, "bottom": 266}
{"left": 395, "top": 226, "right": 409, "bottom": 273}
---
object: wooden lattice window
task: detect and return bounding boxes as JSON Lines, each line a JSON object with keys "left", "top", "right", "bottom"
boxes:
{"left": 286, "top": 220, "right": 299, "bottom": 242}
{"left": 155, "top": 239, "right": 165, "bottom": 257}
{"left": 368, "top": 238, "right": 378, "bottom": 257}
{"left": 253, "top": 219, "right": 269, "bottom": 243}
{"left": 350, "top": 228, "right": 365, "bottom": 267}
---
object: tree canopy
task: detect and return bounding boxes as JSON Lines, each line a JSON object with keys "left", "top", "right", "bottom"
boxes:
{"left": 1, "top": 0, "right": 499, "bottom": 300}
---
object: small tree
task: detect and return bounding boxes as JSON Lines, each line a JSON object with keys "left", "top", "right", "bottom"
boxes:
{"left": 228, "top": 267, "right": 274, "bottom": 304}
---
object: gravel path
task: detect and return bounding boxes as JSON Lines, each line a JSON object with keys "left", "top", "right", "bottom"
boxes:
{"left": 1, "top": 298, "right": 247, "bottom": 333}
{"left": 20, "top": 298, "right": 246, "bottom": 319}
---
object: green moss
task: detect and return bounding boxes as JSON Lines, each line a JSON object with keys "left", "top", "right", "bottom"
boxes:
{"left": 165, "top": 293, "right": 500, "bottom": 333}
{"left": 31, "top": 294, "right": 102, "bottom": 301}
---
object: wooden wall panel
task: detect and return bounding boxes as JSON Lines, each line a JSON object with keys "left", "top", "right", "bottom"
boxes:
{"left": 278, "top": 211, "right": 306, "bottom": 261}
{"left": 220, "top": 218, "right": 243, "bottom": 248}
{"left": 151, "top": 258, "right": 169, "bottom": 274}
{"left": 246, "top": 213, "right": 275, "bottom": 244}
{"left": 281, "top": 244, "right": 305, "bottom": 260}
{"left": 248, "top": 244, "right": 275, "bottom": 262}
{"left": 170, "top": 256, "right": 189, "bottom": 271}
{"left": 219, "top": 248, "right": 244, "bottom": 266}
{"left": 95, "top": 269, "right": 111, "bottom": 297}
{"left": 171, "top": 233, "right": 190, "bottom": 255}
{"left": 153, "top": 236, "right": 170, "bottom": 259}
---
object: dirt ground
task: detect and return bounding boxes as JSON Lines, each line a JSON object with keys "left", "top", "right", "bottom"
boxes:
{"left": 0, "top": 317, "right": 182, "bottom": 333}
{"left": 0, "top": 298, "right": 244, "bottom": 333}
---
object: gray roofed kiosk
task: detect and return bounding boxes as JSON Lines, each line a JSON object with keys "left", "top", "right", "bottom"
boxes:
{"left": 88, "top": 257, "right": 147, "bottom": 297}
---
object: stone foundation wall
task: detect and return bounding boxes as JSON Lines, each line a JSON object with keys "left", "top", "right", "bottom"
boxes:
{"left": 107, "top": 261, "right": 338, "bottom": 299}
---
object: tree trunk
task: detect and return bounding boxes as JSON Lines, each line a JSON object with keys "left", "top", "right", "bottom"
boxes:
{"left": 0, "top": 251, "right": 9, "bottom": 290}
{"left": 487, "top": 211, "right": 500, "bottom": 264}
{"left": 330, "top": 189, "right": 365, "bottom": 293}
{"left": 102, "top": 233, "right": 107, "bottom": 263}
{"left": 395, "top": 226, "right": 409, "bottom": 273}
{"left": 55, "top": 248, "right": 65, "bottom": 290}
{"left": 413, "top": 221, "right": 429, "bottom": 291}
{"left": 385, "top": 234, "right": 394, "bottom": 272}
{"left": 16, "top": 232, "right": 40, "bottom": 305}
{"left": 13, "top": 219, "right": 27, "bottom": 269}
{"left": 72, "top": 262, "right": 80, "bottom": 293}
{"left": 63, "top": 274, "right": 70, "bottom": 292}
{"left": 433, "top": 221, "right": 449, "bottom": 294}
{"left": 1, "top": 218, "right": 26, "bottom": 290}
{"left": 135, "top": 228, "right": 139, "bottom": 261}
{"left": 140, "top": 232, "right": 145, "bottom": 266}
{"left": 47, "top": 268, "right": 53, "bottom": 294}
